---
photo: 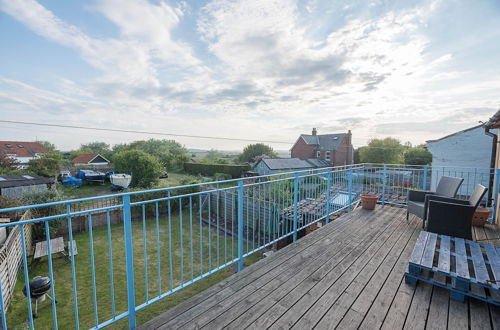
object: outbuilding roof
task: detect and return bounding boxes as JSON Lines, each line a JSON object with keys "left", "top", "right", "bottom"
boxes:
{"left": 71, "top": 153, "right": 110, "bottom": 164}
{"left": 0, "top": 175, "right": 55, "bottom": 188}
{"left": 257, "top": 158, "right": 314, "bottom": 170}
{"left": 256, "top": 158, "right": 331, "bottom": 170}
{"left": 0, "top": 141, "right": 47, "bottom": 158}
{"left": 305, "top": 158, "right": 331, "bottom": 167}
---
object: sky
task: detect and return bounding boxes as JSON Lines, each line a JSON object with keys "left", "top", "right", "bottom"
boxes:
{"left": 0, "top": 0, "right": 499, "bottom": 151}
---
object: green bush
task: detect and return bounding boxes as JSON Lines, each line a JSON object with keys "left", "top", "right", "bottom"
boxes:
{"left": 21, "top": 190, "right": 64, "bottom": 240}
{"left": 113, "top": 150, "right": 162, "bottom": 188}
{"left": 404, "top": 147, "right": 432, "bottom": 165}
{"left": 184, "top": 163, "right": 250, "bottom": 178}
{"left": 28, "top": 157, "right": 62, "bottom": 177}
{"left": 0, "top": 196, "right": 23, "bottom": 220}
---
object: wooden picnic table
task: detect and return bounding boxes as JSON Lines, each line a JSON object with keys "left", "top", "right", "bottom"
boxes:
{"left": 32, "top": 237, "right": 78, "bottom": 266}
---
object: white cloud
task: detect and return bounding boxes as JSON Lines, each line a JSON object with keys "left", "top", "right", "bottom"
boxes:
{"left": 91, "top": 0, "right": 200, "bottom": 68}
{"left": 0, "top": 0, "right": 499, "bottom": 150}
{"left": 0, "top": 0, "right": 203, "bottom": 86}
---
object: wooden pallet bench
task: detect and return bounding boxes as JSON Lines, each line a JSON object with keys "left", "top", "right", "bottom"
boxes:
{"left": 405, "top": 231, "right": 500, "bottom": 305}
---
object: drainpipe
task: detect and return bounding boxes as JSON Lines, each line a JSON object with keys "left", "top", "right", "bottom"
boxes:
{"left": 485, "top": 127, "right": 497, "bottom": 206}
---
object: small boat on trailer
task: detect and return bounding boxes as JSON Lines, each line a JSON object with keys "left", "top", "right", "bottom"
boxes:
{"left": 76, "top": 170, "right": 106, "bottom": 184}
{"left": 110, "top": 174, "right": 132, "bottom": 190}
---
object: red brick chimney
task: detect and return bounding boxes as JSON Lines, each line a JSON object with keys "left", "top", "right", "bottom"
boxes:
{"left": 312, "top": 128, "right": 317, "bottom": 136}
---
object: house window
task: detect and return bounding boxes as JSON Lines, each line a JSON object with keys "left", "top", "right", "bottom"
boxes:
{"left": 316, "top": 151, "right": 321, "bottom": 158}
{"left": 326, "top": 151, "right": 331, "bottom": 161}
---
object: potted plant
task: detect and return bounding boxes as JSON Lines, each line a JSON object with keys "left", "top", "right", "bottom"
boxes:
{"left": 472, "top": 207, "right": 490, "bottom": 227}
{"left": 361, "top": 194, "right": 378, "bottom": 210}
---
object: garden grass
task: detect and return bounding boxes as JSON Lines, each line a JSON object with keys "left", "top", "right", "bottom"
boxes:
{"left": 7, "top": 212, "right": 261, "bottom": 329}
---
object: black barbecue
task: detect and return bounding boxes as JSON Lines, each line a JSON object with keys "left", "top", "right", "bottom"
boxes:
{"left": 22, "top": 276, "right": 56, "bottom": 318}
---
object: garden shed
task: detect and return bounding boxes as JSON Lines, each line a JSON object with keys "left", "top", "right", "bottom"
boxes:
{"left": 0, "top": 175, "right": 55, "bottom": 198}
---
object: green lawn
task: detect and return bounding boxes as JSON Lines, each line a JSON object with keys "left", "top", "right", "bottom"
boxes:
{"left": 157, "top": 173, "right": 199, "bottom": 188}
{"left": 7, "top": 212, "right": 261, "bottom": 329}
{"left": 58, "top": 182, "right": 114, "bottom": 199}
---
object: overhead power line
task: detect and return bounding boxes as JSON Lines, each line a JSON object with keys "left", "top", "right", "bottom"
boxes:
{"left": 0, "top": 120, "right": 428, "bottom": 150}
{"left": 0, "top": 120, "right": 291, "bottom": 144}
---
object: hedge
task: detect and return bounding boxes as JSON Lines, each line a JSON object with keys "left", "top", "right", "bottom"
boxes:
{"left": 184, "top": 163, "right": 251, "bottom": 178}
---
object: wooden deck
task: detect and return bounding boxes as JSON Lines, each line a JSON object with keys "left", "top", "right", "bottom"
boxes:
{"left": 139, "top": 206, "right": 500, "bottom": 330}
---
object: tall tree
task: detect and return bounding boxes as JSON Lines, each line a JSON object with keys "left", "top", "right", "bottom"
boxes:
{"left": 353, "top": 148, "right": 362, "bottom": 164}
{"left": 359, "top": 138, "right": 404, "bottom": 164}
{"left": 36, "top": 140, "right": 57, "bottom": 152}
{"left": 137, "top": 139, "right": 190, "bottom": 170}
{"left": 404, "top": 147, "right": 432, "bottom": 165}
{"left": 111, "top": 139, "right": 189, "bottom": 170}
{"left": 200, "top": 150, "right": 228, "bottom": 164}
{"left": 238, "top": 144, "right": 277, "bottom": 163}
{"left": 80, "top": 142, "right": 112, "bottom": 159}
{"left": 70, "top": 147, "right": 93, "bottom": 160}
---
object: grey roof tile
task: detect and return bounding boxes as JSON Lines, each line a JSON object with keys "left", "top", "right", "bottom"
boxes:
{"left": 0, "top": 175, "right": 55, "bottom": 188}
{"left": 300, "top": 134, "right": 347, "bottom": 150}
{"left": 305, "top": 158, "right": 331, "bottom": 168}
{"left": 259, "top": 158, "right": 314, "bottom": 170}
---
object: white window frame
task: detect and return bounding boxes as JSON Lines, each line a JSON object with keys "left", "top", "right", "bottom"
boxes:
{"left": 316, "top": 151, "right": 321, "bottom": 158}
{"left": 326, "top": 151, "right": 331, "bottom": 161}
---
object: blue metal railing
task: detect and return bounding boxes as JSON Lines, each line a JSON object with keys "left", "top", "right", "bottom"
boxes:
{"left": 0, "top": 163, "right": 497, "bottom": 329}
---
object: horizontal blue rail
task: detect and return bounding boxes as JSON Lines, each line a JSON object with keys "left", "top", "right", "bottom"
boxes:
{"left": 0, "top": 164, "right": 497, "bottom": 329}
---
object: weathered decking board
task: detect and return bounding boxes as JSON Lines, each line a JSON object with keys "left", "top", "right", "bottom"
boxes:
{"left": 139, "top": 206, "right": 500, "bottom": 330}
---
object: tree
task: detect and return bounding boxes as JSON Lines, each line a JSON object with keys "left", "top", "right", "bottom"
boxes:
{"left": 36, "top": 140, "right": 57, "bottom": 152}
{"left": 404, "top": 147, "right": 432, "bottom": 165}
{"left": 70, "top": 147, "right": 93, "bottom": 160}
{"left": 80, "top": 142, "right": 112, "bottom": 159}
{"left": 112, "top": 142, "right": 135, "bottom": 154}
{"left": 28, "top": 157, "right": 62, "bottom": 177}
{"left": 200, "top": 150, "right": 229, "bottom": 164}
{"left": 136, "top": 139, "right": 190, "bottom": 170}
{"left": 0, "top": 153, "right": 19, "bottom": 171}
{"left": 353, "top": 148, "right": 362, "bottom": 164}
{"left": 113, "top": 150, "right": 162, "bottom": 188}
{"left": 359, "top": 138, "right": 404, "bottom": 164}
{"left": 238, "top": 144, "right": 277, "bottom": 163}
{"left": 112, "top": 139, "right": 190, "bottom": 170}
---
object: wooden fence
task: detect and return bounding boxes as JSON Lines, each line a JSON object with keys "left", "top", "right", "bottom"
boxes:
{"left": 0, "top": 211, "right": 33, "bottom": 312}
{"left": 203, "top": 189, "right": 280, "bottom": 237}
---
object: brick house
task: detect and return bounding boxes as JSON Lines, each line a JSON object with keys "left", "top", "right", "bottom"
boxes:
{"left": 291, "top": 128, "right": 353, "bottom": 166}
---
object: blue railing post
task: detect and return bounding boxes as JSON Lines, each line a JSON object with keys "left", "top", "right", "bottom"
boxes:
{"left": 293, "top": 172, "right": 299, "bottom": 241}
{"left": 122, "top": 195, "right": 136, "bottom": 329}
{"left": 0, "top": 278, "right": 6, "bottom": 330}
{"left": 325, "top": 170, "right": 332, "bottom": 224}
{"left": 348, "top": 166, "right": 353, "bottom": 212}
{"left": 493, "top": 169, "right": 500, "bottom": 224}
{"left": 381, "top": 164, "right": 387, "bottom": 207}
{"left": 422, "top": 165, "right": 428, "bottom": 191}
{"left": 237, "top": 179, "right": 244, "bottom": 272}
